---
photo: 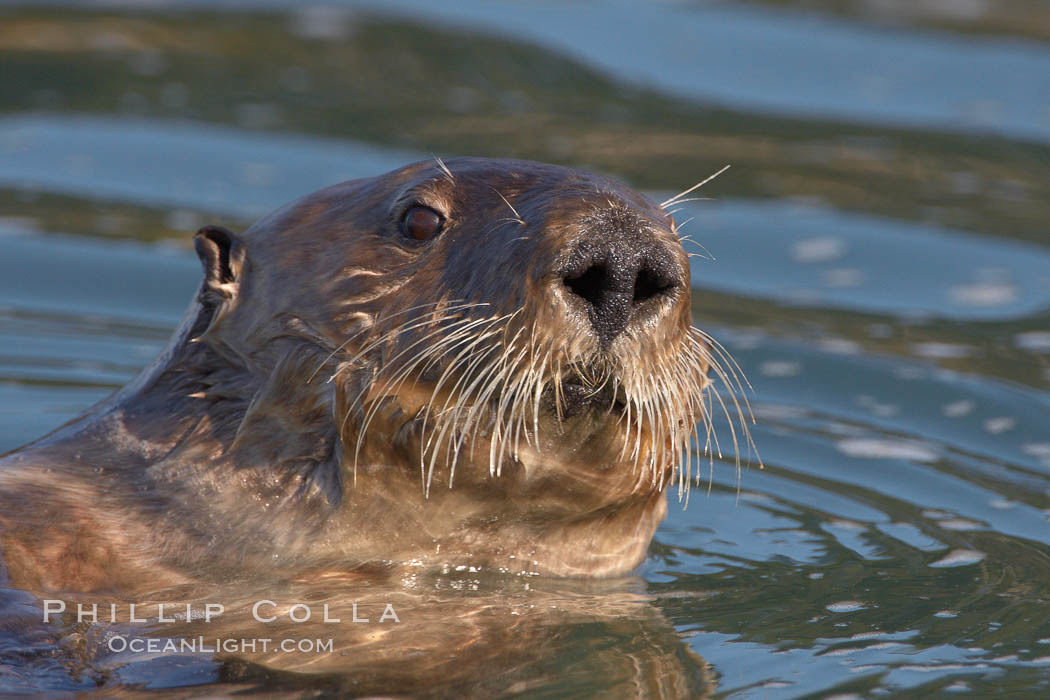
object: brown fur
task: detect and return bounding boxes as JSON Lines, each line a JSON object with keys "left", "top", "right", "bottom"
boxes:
{"left": 0, "top": 158, "right": 716, "bottom": 594}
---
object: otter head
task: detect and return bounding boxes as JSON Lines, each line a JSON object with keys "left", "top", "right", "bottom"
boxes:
{"left": 185, "top": 158, "right": 736, "bottom": 577}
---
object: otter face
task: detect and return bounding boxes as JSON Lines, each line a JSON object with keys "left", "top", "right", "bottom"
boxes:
{"left": 196, "top": 159, "right": 721, "bottom": 495}
{"left": 187, "top": 158, "right": 745, "bottom": 574}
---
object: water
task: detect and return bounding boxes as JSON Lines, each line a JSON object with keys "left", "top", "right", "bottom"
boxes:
{"left": 1, "top": 1, "right": 1049, "bottom": 696}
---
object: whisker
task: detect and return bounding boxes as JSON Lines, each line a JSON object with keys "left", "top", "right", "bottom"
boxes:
{"left": 660, "top": 164, "right": 731, "bottom": 209}
{"left": 435, "top": 155, "right": 454, "bottom": 183}
{"left": 492, "top": 189, "right": 526, "bottom": 226}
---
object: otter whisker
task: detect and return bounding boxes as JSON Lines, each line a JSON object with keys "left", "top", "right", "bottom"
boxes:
{"left": 694, "top": 328, "right": 756, "bottom": 397}
{"left": 346, "top": 312, "right": 496, "bottom": 476}
{"left": 496, "top": 348, "right": 537, "bottom": 476}
{"left": 692, "top": 333, "right": 757, "bottom": 440}
{"left": 478, "top": 344, "right": 529, "bottom": 476}
{"left": 653, "top": 359, "right": 677, "bottom": 491}
{"left": 667, "top": 198, "right": 713, "bottom": 209}
{"left": 421, "top": 316, "right": 515, "bottom": 494}
{"left": 499, "top": 335, "right": 534, "bottom": 456}
{"left": 457, "top": 324, "right": 524, "bottom": 448}
{"left": 689, "top": 329, "right": 760, "bottom": 473}
{"left": 350, "top": 329, "right": 458, "bottom": 481}
{"left": 492, "top": 189, "right": 525, "bottom": 226}
{"left": 513, "top": 335, "right": 552, "bottom": 463}
{"left": 676, "top": 349, "right": 711, "bottom": 495}
{"left": 501, "top": 350, "right": 540, "bottom": 474}
{"left": 362, "top": 307, "right": 492, "bottom": 378}
{"left": 660, "top": 164, "right": 731, "bottom": 209}
{"left": 445, "top": 333, "right": 523, "bottom": 485}
{"left": 317, "top": 301, "right": 489, "bottom": 384}
{"left": 488, "top": 346, "right": 531, "bottom": 477}
{"left": 496, "top": 377, "right": 525, "bottom": 476}
{"left": 675, "top": 236, "right": 716, "bottom": 263}
{"left": 440, "top": 318, "right": 522, "bottom": 474}
{"left": 435, "top": 156, "right": 454, "bottom": 183}
{"left": 529, "top": 347, "right": 550, "bottom": 449}
{"left": 425, "top": 344, "right": 494, "bottom": 493}
{"left": 704, "top": 356, "right": 747, "bottom": 477}
{"left": 552, "top": 358, "right": 565, "bottom": 425}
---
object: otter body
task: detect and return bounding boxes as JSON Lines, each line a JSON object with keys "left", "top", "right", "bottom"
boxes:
{"left": 0, "top": 158, "right": 716, "bottom": 593}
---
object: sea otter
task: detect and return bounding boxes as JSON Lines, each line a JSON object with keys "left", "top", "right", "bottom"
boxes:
{"left": 0, "top": 158, "right": 735, "bottom": 594}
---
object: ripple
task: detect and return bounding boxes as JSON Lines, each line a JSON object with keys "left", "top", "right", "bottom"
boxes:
{"left": 938, "top": 519, "right": 985, "bottom": 532}
{"left": 1016, "top": 332, "right": 1050, "bottom": 353}
{"left": 929, "top": 549, "right": 987, "bottom": 568}
{"left": 836, "top": 438, "right": 939, "bottom": 463}
{"left": 759, "top": 360, "right": 802, "bottom": 378}
{"left": 0, "top": 115, "right": 419, "bottom": 218}
{"left": 913, "top": 342, "right": 972, "bottom": 359}
{"left": 350, "top": 0, "right": 1050, "bottom": 142}
{"left": 942, "top": 400, "right": 976, "bottom": 418}
{"left": 791, "top": 236, "right": 847, "bottom": 263}
{"left": 683, "top": 200, "right": 1050, "bottom": 321}
{"left": 949, "top": 280, "right": 1018, "bottom": 308}
{"left": 982, "top": 417, "right": 1016, "bottom": 434}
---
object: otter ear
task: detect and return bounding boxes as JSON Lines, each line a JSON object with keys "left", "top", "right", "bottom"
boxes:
{"left": 194, "top": 225, "right": 245, "bottom": 303}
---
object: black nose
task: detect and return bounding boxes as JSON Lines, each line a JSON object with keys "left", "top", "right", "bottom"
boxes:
{"left": 561, "top": 235, "right": 682, "bottom": 347}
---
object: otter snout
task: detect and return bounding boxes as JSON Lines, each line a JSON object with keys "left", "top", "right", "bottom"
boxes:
{"left": 559, "top": 219, "right": 684, "bottom": 347}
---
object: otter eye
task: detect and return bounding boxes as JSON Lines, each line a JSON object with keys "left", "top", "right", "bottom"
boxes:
{"left": 401, "top": 206, "right": 443, "bottom": 241}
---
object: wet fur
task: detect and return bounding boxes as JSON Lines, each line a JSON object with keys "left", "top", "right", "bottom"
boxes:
{"left": 0, "top": 158, "right": 751, "bottom": 593}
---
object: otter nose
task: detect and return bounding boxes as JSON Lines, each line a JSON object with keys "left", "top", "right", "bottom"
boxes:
{"left": 561, "top": 239, "right": 681, "bottom": 347}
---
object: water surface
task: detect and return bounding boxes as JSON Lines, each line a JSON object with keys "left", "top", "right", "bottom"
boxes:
{"left": 1, "top": 1, "right": 1048, "bottom": 697}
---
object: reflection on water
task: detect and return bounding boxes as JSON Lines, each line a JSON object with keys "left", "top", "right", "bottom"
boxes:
{"left": 0, "top": 577, "right": 713, "bottom": 696}
{"left": 345, "top": 0, "right": 1050, "bottom": 141}
{"left": 1, "top": 1, "right": 1049, "bottom": 697}
{"left": 740, "top": 0, "right": 1050, "bottom": 43}
{"left": 0, "top": 114, "right": 416, "bottom": 219}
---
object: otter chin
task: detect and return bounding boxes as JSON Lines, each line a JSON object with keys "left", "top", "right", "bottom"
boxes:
{"left": 0, "top": 157, "right": 744, "bottom": 593}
